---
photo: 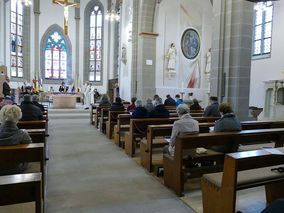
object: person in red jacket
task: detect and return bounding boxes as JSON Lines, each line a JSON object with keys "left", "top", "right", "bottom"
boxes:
{"left": 127, "top": 97, "right": 137, "bottom": 111}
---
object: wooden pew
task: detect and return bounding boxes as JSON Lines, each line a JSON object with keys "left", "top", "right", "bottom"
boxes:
{"left": 0, "top": 143, "right": 45, "bottom": 200}
{"left": 0, "top": 173, "right": 42, "bottom": 213}
{"left": 100, "top": 108, "right": 110, "bottom": 133}
{"left": 90, "top": 104, "right": 97, "bottom": 125}
{"left": 140, "top": 120, "right": 284, "bottom": 172}
{"left": 17, "top": 120, "right": 47, "bottom": 131}
{"left": 140, "top": 123, "right": 214, "bottom": 172}
{"left": 124, "top": 118, "right": 180, "bottom": 157}
{"left": 94, "top": 106, "right": 110, "bottom": 128}
{"left": 201, "top": 149, "right": 284, "bottom": 213}
{"left": 114, "top": 114, "right": 131, "bottom": 147}
{"left": 106, "top": 110, "right": 129, "bottom": 139}
{"left": 163, "top": 128, "right": 284, "bottom": 196}
{"left": 114, "top": 115, "right": 219, "bottom": 150}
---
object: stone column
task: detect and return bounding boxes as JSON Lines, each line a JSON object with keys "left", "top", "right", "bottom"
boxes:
{"left": 135, "top": 0, "right": 157, "bottom": 101}
{"left": 210, "top": 0, "right": 254, "bottom": 120}
{"left": 33, "top": 0, "right": 40, "bottom": 80}
{"left": 0, "top": 0, "right": 5, "bottom": 65}
{"left": 75, "top": 0, "right": 80, "bottom": 88}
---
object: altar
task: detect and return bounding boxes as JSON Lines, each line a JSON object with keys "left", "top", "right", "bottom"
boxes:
{"left": 50, "top": 93, "right": 83, "bottom": 109}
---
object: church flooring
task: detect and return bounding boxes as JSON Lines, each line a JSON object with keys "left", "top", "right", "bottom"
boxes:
{"left": 45, "top": 117, "right": 194, "bottom": 213}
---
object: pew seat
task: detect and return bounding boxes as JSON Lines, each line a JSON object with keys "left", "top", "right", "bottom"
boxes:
{"left": 202, "top": 148, "right": 284, "bottom": 213}
{"left": 0, "top": 173, "right": 42, "bottom": 213}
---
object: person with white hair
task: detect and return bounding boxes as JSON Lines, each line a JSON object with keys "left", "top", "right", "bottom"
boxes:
{"left": 32, "top": 95, "right": 44, "bottom": 111}
{"left": 163, "top": 104, "right": 199, "bottom": 156}
{"left": 131, "top": 100, "right": 149, "bottom": 119}
{"left": 0, "top": 105, "right": 32, "bottom": 175}
{"left": 149, "top": 97, "right": 169, "bottom": 118}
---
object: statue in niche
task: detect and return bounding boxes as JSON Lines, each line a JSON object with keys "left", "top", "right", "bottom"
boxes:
{"left": 166, "top": 43, "right": 177, "bottom": 74}
{"left": 121, "top": 44, "right": 127, "bottom": 65}
{"left": 205, "top": 48, "right": 211, "bottom": 74}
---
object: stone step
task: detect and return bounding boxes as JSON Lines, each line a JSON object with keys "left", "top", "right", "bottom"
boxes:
{"left": 49, "top": 113, "right": 89, "bottom": 119}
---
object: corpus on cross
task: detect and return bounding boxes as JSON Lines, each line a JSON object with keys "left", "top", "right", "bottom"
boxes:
{"left": 52, "top": 0, "right": 80, "bottom": 35}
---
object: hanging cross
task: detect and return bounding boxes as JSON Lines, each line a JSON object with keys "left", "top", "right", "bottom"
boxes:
{"left": 52, "top": 0, "right": 80, "bottom": 36}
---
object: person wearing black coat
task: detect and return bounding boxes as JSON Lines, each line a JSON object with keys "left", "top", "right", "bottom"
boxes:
{"left": 131, "top": 100, "right": 149, "bottom": 119}
{"left": 164, "top": 94, "right": 176, "bottom": 106}
{"left": 2, "top": 77, "right": 11, "bottom": 97}
{"left": 20, "top": 95, "right": 43, "bottom": 121}
{"left": 203, "top": 96, "right": 221, "bottom": 117}
{"left": 150, "top": 98, "right": 169, "bottom": 118}
{"left": 110, "top": 97, "right": 124, "bottom": 111}
{"left": 190, "top": 99, "right": 202, "bottom": 111}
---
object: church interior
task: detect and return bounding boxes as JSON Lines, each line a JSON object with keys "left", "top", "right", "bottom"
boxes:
{"left": 1, "top": 0, "right": 284, "bottom": 212}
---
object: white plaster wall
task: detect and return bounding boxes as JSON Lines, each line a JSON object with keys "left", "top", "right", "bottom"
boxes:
{"left": 0, "top": 0, "right": 5, "bottom": 65}
{"left": 250, "top": 1, "right": 284, "bottom": 108}
{"left": 119, "top": 0, "right": 133, "bottom": 101}
{"left": 154, "top": 0, "right": 213, "bottom": 107}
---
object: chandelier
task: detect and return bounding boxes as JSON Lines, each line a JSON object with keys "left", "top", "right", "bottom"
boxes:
{"left": 17, "top": 0, "right": 33, "bottom": 6}
{"left": 105, "top": 10, "right": 120, "bottom": 21}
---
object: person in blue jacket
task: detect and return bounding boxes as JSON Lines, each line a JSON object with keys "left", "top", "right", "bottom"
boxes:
{"left": 175, "top": 94, "right": 184, "bottom": 106}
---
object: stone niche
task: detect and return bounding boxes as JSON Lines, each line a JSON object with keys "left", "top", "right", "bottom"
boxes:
{"left": 263, "top": 80, "right": 284, "bottom": 120}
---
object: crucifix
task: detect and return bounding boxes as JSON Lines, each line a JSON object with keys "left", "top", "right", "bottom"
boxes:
{"left": 52, "top": 0, "right": 80, "bottom": 36}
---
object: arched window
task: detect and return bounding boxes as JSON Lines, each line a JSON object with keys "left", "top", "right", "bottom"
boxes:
{"left": 41, "top": 25, "right": 72, "bottom": 83}
{"left": 10, "top": 0, "right": 24, "bottom": 78}
{"left": 44, "top": 31, "right": 67, "bottom": 79}
{"left": 252, "top": 2, "right": 274, "bottom": 58}
{"left": 89, "top": 5, "right": 102, "bottom": 82}
{"left": 84, "top": 0, "right": 104, "bottom": 84}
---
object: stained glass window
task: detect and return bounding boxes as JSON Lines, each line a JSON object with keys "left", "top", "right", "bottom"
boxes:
{"left": 252, "top": 2, "right": 274, "bottom": 57}
{"left": 11, "top": 0, "right": 24, "bottom": 78}
{"left": 44, "top": 31, "right": 67, "bottom": 80}
{"left": 89, "top": 5, "right": 103, "bottom": 82}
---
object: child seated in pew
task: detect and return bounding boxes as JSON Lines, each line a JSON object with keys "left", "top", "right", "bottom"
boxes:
{"left": 127, "top": 97, "right": 137, "bottom": 112}
{"left": 211, "top": 102, "right": 242, "bottom": 153}
{"left": 0, "top": 105, "right": 32, "bottom": 175}
{"left": 163, "top": 104, "right": 199, "bottom": 156}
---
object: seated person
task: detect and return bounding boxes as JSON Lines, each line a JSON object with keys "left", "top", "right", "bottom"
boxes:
{"left": 175, "top": 94, "right": 184, "bottom": 106}
{"left": 127, "top": 97, "right": 137, "bottom": 111}
{"left": 20, "top": 95, "right": 43, "bottom": 121}
{"left": 131, "top": 100, "right": 149, "bottom": 119}
{"left": 149, "top": 98, "right": 169, "bottom": 118}
{"left": 32, "top": 95, "right": 45, "bottom": 112}
{"left": 0, "top": 96, "right": 13, "bottom": 110}
{"left": 145, "top": 98, "right": 154, "bottom": 112}
{"left": 99, "top": 94, "right": 111, "bottom": 106}
{"left": 110, "top": 97, "right": 125, "bottom": 111}
{"left": 211, "top": 102, "right": 242, "bottom": 153}
{"left": 262, "top": 199, "right": 284, "bottom": 213}
{"left": 164, "top": 94, "right": 176, "bottom": 106}
{"left": 203, "top": 96, "right": 221, "bottom": 117}
{"left": 190, "top": 98, "right": 202, "bottom": 110}
{"left": 0, "top": 105, "right": 32, "bottom": 175}
{"left": 163, "top": 104, "right": 199, "bottom": 156}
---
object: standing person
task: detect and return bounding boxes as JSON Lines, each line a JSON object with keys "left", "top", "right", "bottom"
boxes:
{"left": 145, "top": 98, "right": 154, "bottom": 112}
{"left": 163, "top": 104, "right": 199, "bottom": 156}
{"left": 203, "top": 96, "right": 221, "bottom": 117}
{"left": 59, "top": 82, "right": 66, "bottom": 92}
{"left": 190, "top": 98, "right": 202, "bottom": 110}
{"left": 164, "top": 94, "right": 176, "bottom": 106}
{"left": 2, "top": 77, "right": 11, "bottom": 97}
{"left": 90, "top": 84, "right": 95, "bottom": 105}
{"left": 94, "top": 89, "right": 99, "bottom": 103}
{"left": 99, "top": 94, "right": 111, "bottom": 106}
{"left": 20, "top": 95, "right": 43, "bottom": 121}
{"left": 127, "top": 97, "right": 137, "bottom": 111}
{"left": 175, "top": 94, "right": 184, "bottom": 106}
{"left": 0, "top": 105, "right": 32, "bottom": 175}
